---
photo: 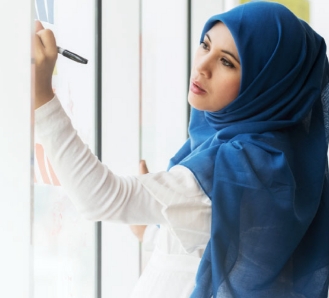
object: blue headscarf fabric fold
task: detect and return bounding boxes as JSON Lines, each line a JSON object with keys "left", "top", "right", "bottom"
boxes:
{"left": 168, "top": 2, "right": 329, "bottom": 297}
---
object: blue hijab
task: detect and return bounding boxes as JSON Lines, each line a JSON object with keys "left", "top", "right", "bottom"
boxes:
{"left": 169, "top": 2, "right": 329, "bottom": 297}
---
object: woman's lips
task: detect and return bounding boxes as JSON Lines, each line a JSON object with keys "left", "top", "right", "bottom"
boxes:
{"left": 190, "top": 81, "right": 207, "bottom": 95}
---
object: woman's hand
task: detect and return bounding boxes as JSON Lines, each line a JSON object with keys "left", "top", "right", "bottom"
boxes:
{"left": 129, "top": 160, "right": 149, "bottom": 242}
{"left": 139, "top": 160, "right": 149, "bottom": 175}
{"left": 33, "top": 20, "right": 58, "bottom": 109}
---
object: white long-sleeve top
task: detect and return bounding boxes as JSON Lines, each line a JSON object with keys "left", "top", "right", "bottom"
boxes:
{"left": 35, "top": 95, "right": 212, "bottom": 297}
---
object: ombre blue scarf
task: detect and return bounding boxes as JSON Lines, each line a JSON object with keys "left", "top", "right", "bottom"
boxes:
{"left": 169, "top": 2, "right": 329, "bottom": 297}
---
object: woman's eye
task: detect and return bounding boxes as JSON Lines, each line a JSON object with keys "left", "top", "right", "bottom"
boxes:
{"left": 200, "top": 42, "right": 209, "bottom": 50}
{"left": 221, "top": 58, "right": 234, "bottom": 68}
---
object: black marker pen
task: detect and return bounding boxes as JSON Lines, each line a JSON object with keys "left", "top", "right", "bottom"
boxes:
{"left": 57, "top": 47, "right": 88, "bottom": 64}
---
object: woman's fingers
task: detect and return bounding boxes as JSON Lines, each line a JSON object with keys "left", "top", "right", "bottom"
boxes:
{"left": 33, "top": 33, "right": 44, "bottom": 60}
{"left": 130, "top": 160, "right": 148, "bottom": 242}
{"left": 34, "top": 27, "right": 57, "bottom": 109}
{"left": 36, "top": 29, "right": 57, "bottom": 59}
{"left": 129, "top": 225, "right": 147, "bottom": 242}
{"left": 35, "top": 20, "right": 44, "bottom": 32}
{"left": 140, "top": 160, "right": 149, "bottom": 174}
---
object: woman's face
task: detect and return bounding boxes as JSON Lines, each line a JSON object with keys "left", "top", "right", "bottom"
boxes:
{"left": 188, "top": 22, "right": 241, "bottom": 112}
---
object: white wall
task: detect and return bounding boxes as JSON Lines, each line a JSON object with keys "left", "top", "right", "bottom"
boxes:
{"left": 0, "top": 0, "right": 32, "bottom": 297}
{"left": 141, "top": 0, "right": 188, "bottom": 172}
{"left": 310, "top": 0, "right": 329, "bottom": 52}
{"left": 101, "top": 0, "right": 141, "bottom": 297}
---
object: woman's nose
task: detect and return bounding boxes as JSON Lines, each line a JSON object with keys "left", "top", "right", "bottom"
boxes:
{"left": 195, "top": 55, "right": 212, "bottom": 79}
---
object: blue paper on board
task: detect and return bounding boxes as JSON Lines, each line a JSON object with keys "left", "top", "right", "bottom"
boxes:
{"left": 35, "top": 0, "right": 54, "bottom": 24}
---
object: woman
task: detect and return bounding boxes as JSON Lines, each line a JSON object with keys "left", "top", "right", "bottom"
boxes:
{"left": 34, "top": 1, "right": 329, "bottom": 297}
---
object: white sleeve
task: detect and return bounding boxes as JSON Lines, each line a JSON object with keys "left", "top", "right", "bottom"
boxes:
{"left": 35, "top": 95, "right": 212, "bottom": 252}
{"left": 137, "top": 165, "right": 211, "bottom": 253}
{"left": 35, "top": 95, "right": 165, "bottom": 224}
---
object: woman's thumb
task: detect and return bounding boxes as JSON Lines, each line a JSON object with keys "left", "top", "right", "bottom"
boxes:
{"left": 139, "top": 160, "right": 149, "bottom": 174}
{"left": 35, "top": 20, "right": 44, "bottom": 32}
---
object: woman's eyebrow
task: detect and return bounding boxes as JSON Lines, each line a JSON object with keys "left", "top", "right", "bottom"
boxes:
{"left": 222, "top": 50, "right": 240, "bottom": 64}
{"left": 206, "top": 33, "right": 240, "bottom": 64}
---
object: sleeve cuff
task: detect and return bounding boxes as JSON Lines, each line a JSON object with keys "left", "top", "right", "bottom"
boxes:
{"left": 137, "top": 165, "right": 211, "bottom": 254}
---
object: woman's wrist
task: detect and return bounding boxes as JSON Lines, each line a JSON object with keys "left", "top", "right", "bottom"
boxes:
{"left": 34, "top": 87, "right": 55, "bottom": 110}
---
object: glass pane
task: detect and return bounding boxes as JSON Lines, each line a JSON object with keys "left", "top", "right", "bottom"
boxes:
{"left": 309, "top": 0, "right": 329, "bottom": 53}
{"left": 139, "top": 0, "right": 189, "bottom": 273}
{"left": 33, "top": 0, "right": 97, "bottom": 297}
{"left": 140, "top": 0, "right": 188, "bottom": 172}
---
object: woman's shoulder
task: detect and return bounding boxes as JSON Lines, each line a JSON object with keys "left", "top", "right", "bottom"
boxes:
{"left": 218, "top": 131, "right": 295, "bottom": 190}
